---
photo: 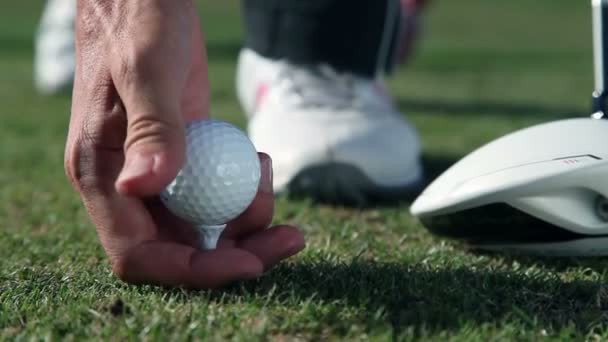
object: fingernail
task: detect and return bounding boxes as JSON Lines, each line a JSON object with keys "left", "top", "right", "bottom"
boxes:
{"left": 260, "top": 156, "right": 273, "bottom": 194}
{"left": 118, "top": 152, "right": 155, "bottom": 184}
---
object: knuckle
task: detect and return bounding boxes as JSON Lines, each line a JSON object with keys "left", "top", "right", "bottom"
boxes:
{"left": 65, "top": 106, "right": 126, "bottom": 195}
{"left": 125, "top": 116, "right": 183, "bottom": 151}
{"left": 64, "top": 133, "right": 117, "bottom": 195}
{"left": 64, "top": 141, "right": 77, "bottom": 188}
{"left": 64, "top": 138, "right": 94, "bottom": 193}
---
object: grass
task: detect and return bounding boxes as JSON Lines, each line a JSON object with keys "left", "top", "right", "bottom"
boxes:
{"left": 1, "top": 0, "right": 608, "bottom": 340}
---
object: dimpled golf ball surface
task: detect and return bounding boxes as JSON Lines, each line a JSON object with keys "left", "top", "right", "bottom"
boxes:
{"left": 161, "top": 119, "right": 261, "bottom": 225}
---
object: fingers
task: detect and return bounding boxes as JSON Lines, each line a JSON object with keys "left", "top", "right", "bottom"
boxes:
{"left": 116, "top": 241, "right": 264, "bottom": 288}
{"left": 222, "top": 153, "right": 307, "bottom": 269}
{"left": 237, "top": 225, "right": 305, "bottom": 270}
{"left": 113, "top": 56, "right": 209, "bottom": 197}
{"left": 79, "top": 168, "right": 266, "bottom": 289}
{"left": 111, "top": 4, "right": 209, "bottom": 197}
{"left": 222, "top": 153, "right": 274, "bottom": 240}
{"left": 112, "top": 52, "right": 187, "bottom": 197}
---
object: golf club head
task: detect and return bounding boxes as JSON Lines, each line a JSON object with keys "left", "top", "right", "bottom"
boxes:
{"left": 410, "top": 118, "right": 608, "bottom": 256}
{"left": 410, "top": 0, "right": 608, "bottom": 256}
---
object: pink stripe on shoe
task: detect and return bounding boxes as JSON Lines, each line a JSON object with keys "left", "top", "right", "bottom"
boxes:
{"left": 253, "top": 82, "right": 270, "bottom": 113}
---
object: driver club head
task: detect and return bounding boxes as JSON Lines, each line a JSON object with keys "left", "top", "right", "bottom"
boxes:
{"left": 411, "top": 118, "right": 608, "bottom": 256}
{"left": 410, "top": 0, "right": 608, "bottom": 256}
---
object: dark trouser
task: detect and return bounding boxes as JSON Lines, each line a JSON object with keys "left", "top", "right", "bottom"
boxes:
{"left": 241, "top": 0, "right": 403, "bottom": 78}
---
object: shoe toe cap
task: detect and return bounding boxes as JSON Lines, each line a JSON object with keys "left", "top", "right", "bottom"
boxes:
{"left": 248, "top": 107, "right": 423, "bottom": 192}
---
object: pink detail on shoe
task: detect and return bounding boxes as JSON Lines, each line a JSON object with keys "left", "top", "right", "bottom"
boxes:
{"left": 254, "top": 82, "right": 270, "bottom": 113}
{"left": 372, "top": 82, "right": 395, "bottom": 107}
{"left": 373, "top": 82, "right": 389, "bottom": 99}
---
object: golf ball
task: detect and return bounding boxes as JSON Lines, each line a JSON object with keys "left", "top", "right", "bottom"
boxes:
{"left": 161, "top": 119, "right": 261, "bottom": 226}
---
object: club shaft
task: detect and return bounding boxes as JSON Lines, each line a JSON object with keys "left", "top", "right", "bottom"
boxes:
{"left": 592, "top": 0, "right": 608, "bottom": 115}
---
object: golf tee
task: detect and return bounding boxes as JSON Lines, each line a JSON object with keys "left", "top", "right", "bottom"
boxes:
{"left": 197, "top": 224, "right": 227, "bottom": 250}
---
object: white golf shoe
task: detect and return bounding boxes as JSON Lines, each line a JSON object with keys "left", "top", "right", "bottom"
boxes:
{"left": 236, "top": 48, "right": 424, "bottom": 204}
{"left": 34, "top": 0, "right": 76, "bottom": 95}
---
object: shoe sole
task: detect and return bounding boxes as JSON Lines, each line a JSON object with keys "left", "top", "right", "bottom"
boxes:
{"left": 283, "top": 162, "right": 424, "bottom": 207}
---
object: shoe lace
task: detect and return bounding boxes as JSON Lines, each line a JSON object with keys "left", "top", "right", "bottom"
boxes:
{"left": 277, "top": 63, "right": 357, "bottom": 109}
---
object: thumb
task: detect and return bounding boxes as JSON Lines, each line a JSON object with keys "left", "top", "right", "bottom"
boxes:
{"left": 115, "top": 101, "right": 186, "bottom": 197}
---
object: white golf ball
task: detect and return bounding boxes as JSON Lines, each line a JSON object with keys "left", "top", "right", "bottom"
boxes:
{"left": 161, "top": 119, "right": 261, "bottom": 226}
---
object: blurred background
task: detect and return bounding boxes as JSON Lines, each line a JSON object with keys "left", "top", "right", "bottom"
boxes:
{"left": 0, "top": 0, "right": 592, "bottom": 178}
{"left": 0, "top": 1, "right": 603, "bottom": 339}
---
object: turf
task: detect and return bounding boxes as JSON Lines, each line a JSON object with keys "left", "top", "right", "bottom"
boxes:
{"left": 1, "top": 0, "right": 608, "bottom": 340}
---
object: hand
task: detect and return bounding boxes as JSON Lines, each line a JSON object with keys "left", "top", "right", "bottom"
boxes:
{"left": 64, "top": 0, "right": 305, "bottom": 288}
